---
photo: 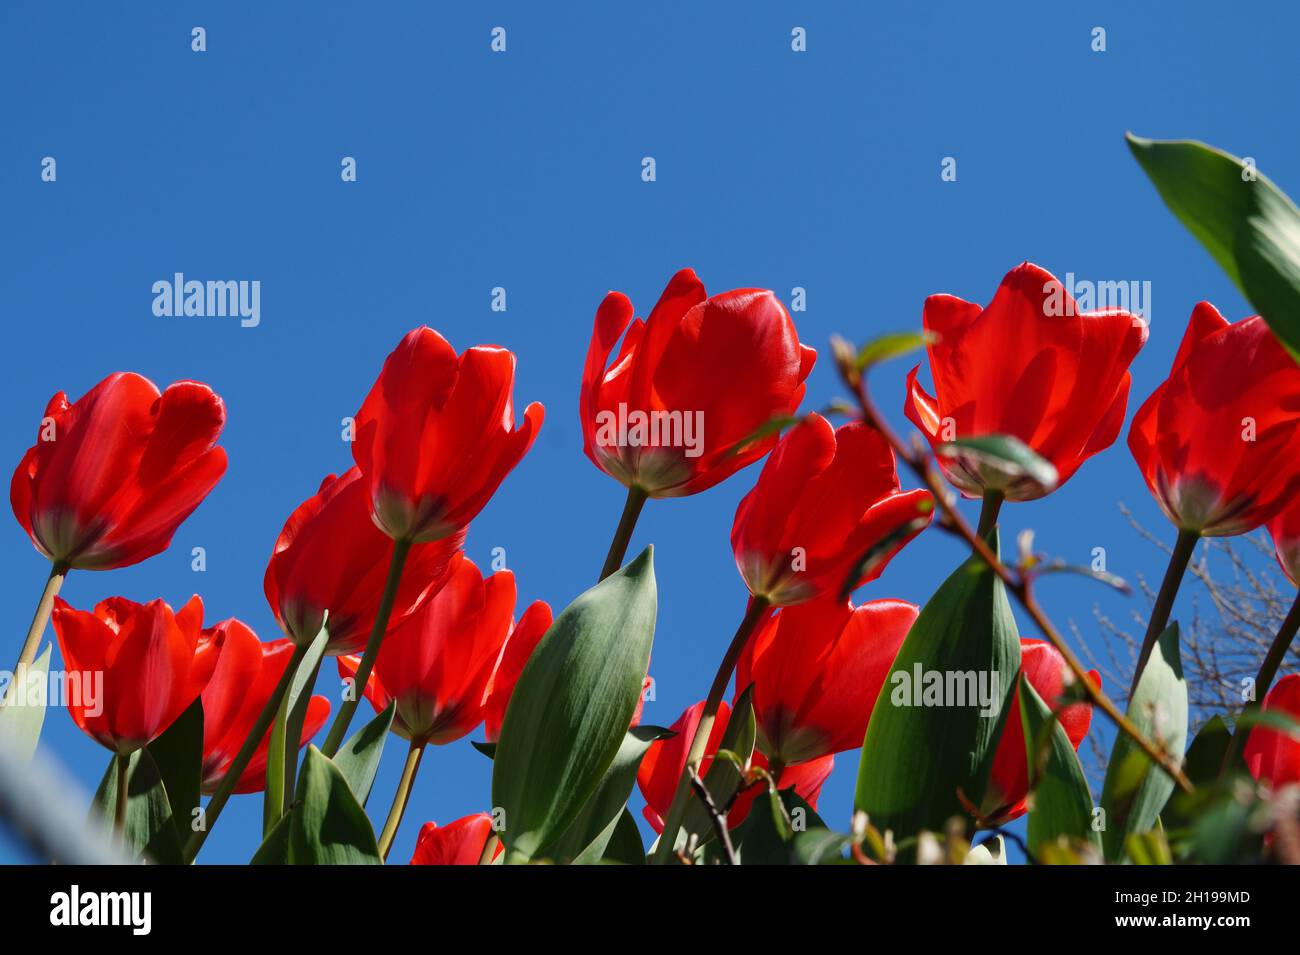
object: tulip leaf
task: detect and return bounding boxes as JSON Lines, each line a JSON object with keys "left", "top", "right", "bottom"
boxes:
{"left": 330, "top": 701, "right": 395, "bottom": 808}
{"left": 601, "top": 808, "right": 646, "bottom": 864}
{"left": 856, "top": 532, "right": 1020, "bottom": 840}
{"left": 251, "top": 812, "right": 292, "bottom": 865}
{"left": 1019, "top": 676, "right": 1101, "bottom": 853}
{"left": 792, "top": 828, "right": 854, "bottom": 865}
{"left": 855, "top": 330, "right": 935, "bottom": 370}
{"left": 675, "top": 684, "right": 756, "bottom": 853}
{"left": 737, "top": 788, "right": 827, "bottom": 864}
{"left": 0, "top": 642, "right": 52, "bottom": 761}
{"left": 145, "top": 698, "right": 204, "bottom": 847}
{"left": 266, "top": 627, "right": 327, "bottom": 828}
{"left": 288, "top": 745, "right": 380, "bottom": 865}
{"left": 492, "top": 546, "right": 657, "bottom": 863}
{"left": 550, "top": 724, "right": 670, "bottom": 864}
{"left": 470, "top": 740, "right": 497, "bottom": 759}
{"left": 94, "top": 750, "right": 183, "bottom": 865}
{"left": 936, "top": 434, "right": 1058, "bottom": 496}
{"left": 1127, "top": 134, "right": 1300, "bottom": 360}
{"left": 1099, "top": 623, "right": 1188, "bottom": 862}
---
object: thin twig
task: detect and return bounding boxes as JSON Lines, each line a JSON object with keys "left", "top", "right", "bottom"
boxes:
{"left": 687, "top": 767, "right": 739, "bottom": 865}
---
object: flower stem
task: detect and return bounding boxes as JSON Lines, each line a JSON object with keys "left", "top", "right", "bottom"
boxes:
{"left": 652, "top": 595, "right": 771, "bottom": 864}
{"left": 3, "top": 562, "right": 68, "bottom": 706}
{"left": 1222, "top": 589, "right": 1300, "bottom": 773}
{"left": 377, "top": 740, "right": 425, "bottom": 861}
{"left": 976, "top": 491, "right": 1004, "bottom": 538}
{"left": 599, "top": 486, "right": 648, "bottom": 581}
{"left": 322, "top": 538, "right": 412, "bottom": 757}
{"left": 1130, "top": 529, "right": 1199, "bottom": 697}
{"left": 263, "top": 685, "right": 293, "bottom": 836}
{"left": 114, "top": 753, "right": 129, "bottom": 836}
{"left": 184, "top": 640, "right": 310, "bottom": 863}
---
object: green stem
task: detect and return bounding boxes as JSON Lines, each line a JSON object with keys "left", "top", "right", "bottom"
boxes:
{"left": 114, "top": 753, "right": 129, "bottom": 836}
{"left": 377, "top": 740, "right": 425, "bottom": 861}
{"left": 976, "top": 491, "right": 1004, "bottom": 539}
{"left": 263, "top": 684, "right": 293, "bottom": 836}
{"left": 3, "top": 563, "right": 68, "bottom": 706}
{"left": 1130, "top": 529, "right": 1199, "bottom": 697}
{"left": 184, "top": 640, "right": 309, "bottom": 863}
{"left": 599, "top": 486, "right": 648, "bottom": 581}
{"left": 321, "top": 538, "right": 412, "bottom": 758}
{"left": 282, "top": 654, "right": 322, "bottom": 814}
{"left": 652, "top": 596, "right": 771, "bottom": 864}
{"left": 1222, "top": 589, "right": 1300, "bottom": 774}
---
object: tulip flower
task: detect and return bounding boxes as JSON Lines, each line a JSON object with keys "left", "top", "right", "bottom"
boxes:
{"left": 336, "top": 560, "right": 544, "bottom": 746}
{"left": 479, "top": 601, "right": 555, "bottom": 742}
{"left": 336, "top": 559, "right": 551, "bottom": 859}
{"left": 982, "top": 639, "right": 1098, "bottom": 824}
{"left": 263, "top": 467, "right": 465, "bottom": 656}
{"left": 582, "top": 269, "right": 816, "bottom": 578}
{"left": 1269, "top": 501, "right": 1300, "bottom": 588}
{"left": 1130, "top": 303, "right": 1300, "bottom": 538}
{"left": 736, "top": 596, "right": 919, "bottom": 766}
{"left": 1244, "top": 674, "right": 1300, "bottom": 789}
{"left": 637, "top": 699, "right": 832, "bottom": 834}
{"left": 905, "top": 262, "right": 1147, "bottom": 502}
{"left": 1127, "top": 304, "right": 1300, "bottom": 690}
{"left": 352, "top": 327, "right": 543, "bottom": 544}
{"left": 410, "top": 815, "right": 502, "bottom": 865}
{"left": 200, "top": 619, "right": 330, "bottom": 795}
{"left": 8, "top": 373, "right": 227, "bottom": 674}
{"left": 731, "top": 414, "right": 933, "bottom": 607}
{"left": 52, "top": 594, "right": 219, "bottom": 755}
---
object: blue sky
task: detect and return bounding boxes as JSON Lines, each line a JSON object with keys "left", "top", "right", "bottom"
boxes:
{"left": 2, "top": 1, "right": 1297, "bottom": 863}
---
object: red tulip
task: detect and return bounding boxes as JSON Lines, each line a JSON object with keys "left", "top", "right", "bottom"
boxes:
{"left": 736, "top": 596, "right": 918, "bottom": 764}
{"left": 264, "top": 467, "right": 465, "bottom": 655}
{"left": 581, "top": 269, "right": 816, "bottom": 497}
{"left": 337, "top": 560, "right": 548, "bottom": 745}
{"left": 409, "top": 815, "right": 501, "bottom": 865}
{"left": 11, "top": 373, "right": 227, "bottom": 570}
{"left": 1129, "top": 304, "right": 1300, "bottom": 536}
{"left": 1244, "top": 674, "right": 1300, "bottom": 788}
{"left": 479, "top": 600, "right": 554, "bottom": 742}
{"left": 905, "top": 263, "right": 1147, "bottom": 500}
{"left": 1268, "top": 500, "right": 1300, "bottom": 587}
{"left": 51, "top": 594, "right": 220, "bottom": 754}
{"left": 983, "top": 639, "right": 1098, "bottom": 823}
{"left": 200, "top": 619, "right": 330, "bottom": 795}
{"left": 731, "top": 414, "right": 932, "bottom": 606}
{"left": 352, "top": 328, "right": 542, "bottom": 543}
{"left": 636, "top": 700, "right": 832, "bottom": 833}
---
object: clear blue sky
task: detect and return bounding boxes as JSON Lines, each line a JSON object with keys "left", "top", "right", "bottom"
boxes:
{"left": 2, "top": 1, "right": 1296, "bottom": 863}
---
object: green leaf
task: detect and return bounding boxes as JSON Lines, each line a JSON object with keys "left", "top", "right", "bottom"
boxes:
{"left": 1019, "top": 676, "right": 1101, "bottom": 853}
{"left": 145, "top": 698, "right": 204, "bottom": 847}
{"left": 1099, "top": 623, "right": 1188, "bottom": 862}
{"left": 600, "top": 808, "right": 646, "bottom": 865}
{"left": 1125, "top": 829, "right": 1173, "bottom": 865}
{"left": 855, "top": 330, "right": 935, "bottom": 370}
{"left": 856, "top": 533, "right": 1020, "bottom": 839}
{"left": 736, "top": 788, "right": 827, "bottom": 864}
{"left": 792, "top": 828, "right": 854, "bottom": 865}
{"left": 250, "top": 812, "right": 292, "bottom": 865}
{"left": 492, "top": 546, "right": 657, "bottom": 862}
{"left": 265, "top": 627, "right": 327, "bottom": 827}
{"left": 470, "top": 740, "right": 497, "bottom": 759}
{"left": 1127, "top": 134, "right": 1300, "bottom": 360}
{"left": 936, "top": 434, "right": 1058, "bottom": 496}
{"left": 288, "top": 746, "right": 380, "bottom": 865}
{"left": 550, "top": 725, "right": 670, "bottom": 864}
{"left": 677, "top": 684, "right": 757, "bottom": 851}
{"left": 330, "top": 701, "right": 395, "bottom": 807}
{"left": 94, "top": 751, "right": 183, "bottom": 864}
{"left": 0, "top": 642, "right": 52, "bottom": 761}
